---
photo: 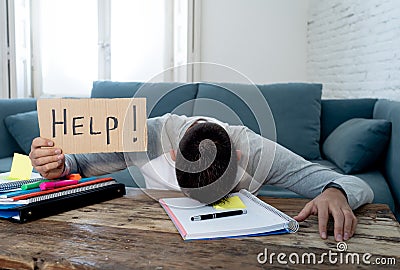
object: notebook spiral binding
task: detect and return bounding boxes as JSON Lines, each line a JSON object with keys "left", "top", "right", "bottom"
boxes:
{"left": 0, "top": 178, "right": 45, "bottom": 192}
{"left": 27, "top": 181, "right": 117, "bottom": 204}
{"left": 239, "top": 189, "right": 299, "bottom": 233}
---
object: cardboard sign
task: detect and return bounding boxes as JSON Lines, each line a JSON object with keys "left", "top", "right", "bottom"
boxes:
{"left": 37, "top": 98, "right": 147, "bottom": 154}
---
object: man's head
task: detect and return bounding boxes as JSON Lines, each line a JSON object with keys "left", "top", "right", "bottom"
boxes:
{"left": 175, "top": 122, "right": 238, "bottom": 204}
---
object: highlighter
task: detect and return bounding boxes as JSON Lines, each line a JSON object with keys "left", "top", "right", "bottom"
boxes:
{"left": 21, "top": 180, "right": 52, "bottom": 190}
{"left": 39, "top": 180, "right": 79, "bottom": 191}
{"left": 67, "top": 174, "right": 82, "bottom": 180}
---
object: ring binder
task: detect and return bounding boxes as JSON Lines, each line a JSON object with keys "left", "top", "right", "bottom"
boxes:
{"left": 0, "top": 178, "right": 126, "bottom": 223}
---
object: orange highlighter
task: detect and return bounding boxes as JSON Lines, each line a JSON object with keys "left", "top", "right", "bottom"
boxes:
{"left": 67, "top": 174, "right": 82, "bottom": 180}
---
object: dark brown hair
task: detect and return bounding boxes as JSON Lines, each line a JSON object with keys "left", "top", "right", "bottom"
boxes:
{"left": 175, "top": 122, "right": 238, "bottom": 204}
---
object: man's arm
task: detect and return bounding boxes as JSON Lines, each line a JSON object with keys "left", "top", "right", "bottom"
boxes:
{"left": 63, "top": 152, "right": 128, "bottom": 177}
{"left": 30, "top": 137, "right": 145, "bottom": 178}
{"left": 240, "top": 128, "right": 374, "bottom": 209}
{"left": 234, "top": 127, "right": 374, "bottom": 241}
{"left": 30, "top": 115, "right": 173, "bottom": 179}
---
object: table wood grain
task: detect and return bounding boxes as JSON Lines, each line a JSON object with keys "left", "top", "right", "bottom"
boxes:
{"left": 0, "top": 188, "right": 399, "bottom": 269}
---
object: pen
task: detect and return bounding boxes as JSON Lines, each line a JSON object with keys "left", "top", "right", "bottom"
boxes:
{"left": 21, "top": 180, "right": 51, "bottom": 190}
{"left": 39, "top": 180, "right": 79, "bottom": 191}
{"left": 191, "top": 209, "right": 247, "bottom": 221}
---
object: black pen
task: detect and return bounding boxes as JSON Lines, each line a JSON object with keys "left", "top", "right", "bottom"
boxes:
{"left": 190, "top": 209, "right": 247, "bottom": 221}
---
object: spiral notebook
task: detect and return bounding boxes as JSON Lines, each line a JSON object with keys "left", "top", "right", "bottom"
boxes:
{"left": 159, "top": 189, "right": 299, "bottom": 240}
{"left": 0, "top": 178, "right": 44, "bottom": 192}
{"left": 0, "top": 172, "right": 43, "bottom": 192}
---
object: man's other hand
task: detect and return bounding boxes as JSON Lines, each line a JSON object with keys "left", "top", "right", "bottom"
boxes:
{"left": 29, "top": 137, "right": 65, "bottom": 179}
{"left": 294, "top": 188, "right": 357, "bottom": 242}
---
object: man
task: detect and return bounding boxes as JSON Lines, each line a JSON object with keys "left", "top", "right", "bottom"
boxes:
{"left": 30, "top": 113, "right": 374, "bottom": 242}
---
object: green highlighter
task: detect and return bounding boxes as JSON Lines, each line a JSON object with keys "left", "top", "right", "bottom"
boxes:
{"left": 21, "top": 179, "right": 52, "bottom": 190}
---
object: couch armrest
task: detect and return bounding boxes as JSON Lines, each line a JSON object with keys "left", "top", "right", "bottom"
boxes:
{"left": 0, "top": 98, "right": 37, "bottom": 158}
{"left": 373, "top": 99, "right": 400, "bottom": 218}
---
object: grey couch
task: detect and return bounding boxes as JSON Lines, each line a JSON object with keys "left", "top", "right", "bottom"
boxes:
{"left": 0, "top": 81, "right": 398, "bottom": 221}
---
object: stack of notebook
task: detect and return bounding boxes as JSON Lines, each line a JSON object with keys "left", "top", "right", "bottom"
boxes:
{"left": 0, "top": 177, "right": 125, "bottom": 222}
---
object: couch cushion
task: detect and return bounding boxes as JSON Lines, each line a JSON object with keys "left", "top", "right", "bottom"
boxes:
{"left": 4, "top": 111, "right": 40, "bottom": 155}
{"left": 91, "top": 81, "right": 198, "bottom": 117}
{"left": 193, "top": 83, "right": 323, "bottom": 160}
{"left": 91, "top": 81, "right": 144, "bottom": 98}
{"left": 0, "top": 157, "right": 13, "bottom": 173}
{"left": 323, "top": 118, "right": 391, "bottom": 174}
{"left": 258, "top": 83, "right": 322, "bottom": 160}
{"left": 0, "top": 99, "right": 37, "bottom": 159}
{"left": 193, "top": 83, "right": 270, "bottom": 136}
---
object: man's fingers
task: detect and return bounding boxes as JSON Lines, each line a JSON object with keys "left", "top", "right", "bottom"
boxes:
{"left": 331, "top": 209, "right": 345, "bottom": 242}
{"left": 343, "top": 209, "right": 356, "bottom": 240}
{"left": 29, "top": 137, "right": 65, "bottom": 180}
{"left": 317, "top": 202, "right": 329, "bottom": 240}
{"left": 30, "top": 147, "right": 61, "bottom": 160}
{"left": 32, "top": 154, "right": 64, "bottom": 167}
{"left": 31, "top": 137, "right": 54, "bottom": 149}
{"left": 294, "top": 202, "right": 314, "bottom": 222}
{"left": 36, "top": 161, "right": 62, "bottom": 174}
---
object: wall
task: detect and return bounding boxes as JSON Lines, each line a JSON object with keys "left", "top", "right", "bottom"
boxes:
{"left": 307, "top": 0, "right": 400, "bottom": 100}
{"left": 198, "top": 0, "right": 309, "bottom": 84}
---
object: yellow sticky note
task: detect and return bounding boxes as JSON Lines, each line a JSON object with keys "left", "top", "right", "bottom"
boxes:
{"left": 213, "top": 195, "right": 246, "bottom": 210}
{"left": 9, "top": 153, "right": 33, "bottom": 180}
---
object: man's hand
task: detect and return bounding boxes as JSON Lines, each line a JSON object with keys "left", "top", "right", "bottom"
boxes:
{"left": 29, "top": 137, "right": 65, "bottom": 179}
{"left": 294, "top": 188, "right": 357, "bottom": 242}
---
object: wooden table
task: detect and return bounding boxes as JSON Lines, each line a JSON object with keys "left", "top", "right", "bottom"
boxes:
{"left": 0, "top": 188, "right": 399, "bottom": 269}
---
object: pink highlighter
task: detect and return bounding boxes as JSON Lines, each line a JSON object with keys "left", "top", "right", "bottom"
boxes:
{"left": 39, "top": 180, "right": 79, "bottom": 191}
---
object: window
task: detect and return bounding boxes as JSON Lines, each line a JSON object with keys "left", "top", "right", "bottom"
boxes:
{"left": 110, "top": 0, "right": 167, "bottom": 82}
{"left": 1, "top": 0, "right": 31, "bottom": 98}
{"left": 34, "top": 0, "right": 98, "bottom": 97}
{"left": 3, "top": 0, "right": 192, "bottom": 98}
{"left": 34, "top": 0, "right": 170, "bottom": 97}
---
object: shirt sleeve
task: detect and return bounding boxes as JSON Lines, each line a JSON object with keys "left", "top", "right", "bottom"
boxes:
{"left": 239, "top": 128, "right": 374, "bottom": 210}
{"left": 64, "top": 152, "right": 128, "bottom": 177}
{"left": 62, "top": 115, "right": 171, "bottom": 178}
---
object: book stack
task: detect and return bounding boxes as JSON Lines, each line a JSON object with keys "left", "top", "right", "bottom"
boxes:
{"left": 0, "top": 177, "right": 125, "bottom": 223}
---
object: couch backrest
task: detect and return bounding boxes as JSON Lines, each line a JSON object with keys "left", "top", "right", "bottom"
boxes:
{"left": 91, "top": 81, "right": 197, "bottom": 117}
{"left": 320, "top": 99, "right": 377, "bottom": 144}
{"left": 92, "top": 81, "right": 323, "bottom": 160}
{"left": 0, "top": 99, "right": 37, "bottom": 159}
{"left": 373, "top": 99, "right": 400, "bottom": 214}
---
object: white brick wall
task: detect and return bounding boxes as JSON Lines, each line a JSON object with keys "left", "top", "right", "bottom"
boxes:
{"left": 307, "top": 0, "right": 400, "bottom": 101}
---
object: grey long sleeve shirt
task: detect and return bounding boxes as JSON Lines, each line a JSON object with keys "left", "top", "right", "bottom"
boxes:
{"left": 64, "top": 114, "right": 374, "bottom": 209}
